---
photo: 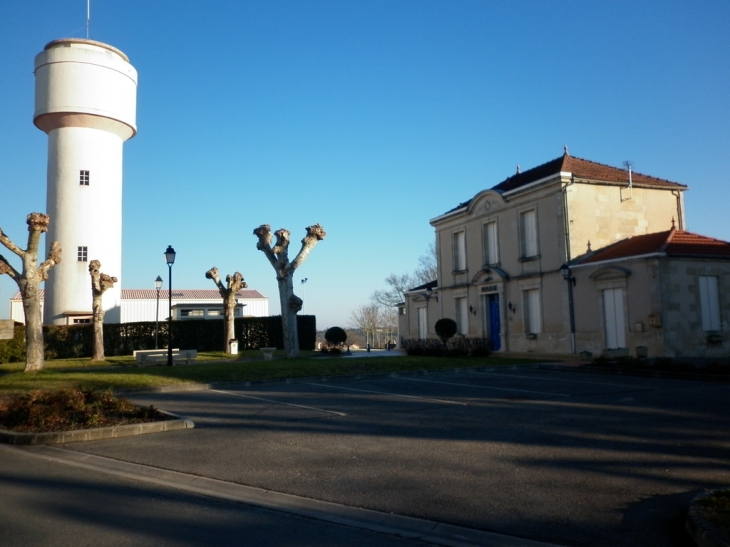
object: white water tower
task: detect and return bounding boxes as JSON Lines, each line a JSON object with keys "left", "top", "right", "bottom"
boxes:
{"left": 34, "top": 39, "right": 137, "bottom": 325}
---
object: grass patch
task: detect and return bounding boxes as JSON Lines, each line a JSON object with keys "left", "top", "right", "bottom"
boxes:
{"left": 0, "top": 349, "right": 311, "bottom": 373}
{"left": 0, "top": 388, "right": 169, "bottom": 433}
{"left": 0, "top": 355, "right": 539, "bottom": 394}
{"left": 698, "top": 489, "right": 730, "bottom": 540}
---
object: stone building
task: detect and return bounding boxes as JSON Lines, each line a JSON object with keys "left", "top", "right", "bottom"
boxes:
{"left": 399, "top": 150, "right": 729, "bottom": 358}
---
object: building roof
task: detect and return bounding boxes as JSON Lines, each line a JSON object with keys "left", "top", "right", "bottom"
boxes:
{"left": 405, "top": 280, "right": 438, "bottom": 293}
{"left": 579, "top": 229, "right": 730, "bottom": 264}
{"left": 442, "top": 152, "right": 687, "bottom": 215}
{"left": 11, "top": 289, "right": 267, "bottom": 301}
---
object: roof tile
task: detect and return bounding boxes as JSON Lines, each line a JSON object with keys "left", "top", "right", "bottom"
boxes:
{"left": 581, "top": 229, "right": 730, "bottom": 264}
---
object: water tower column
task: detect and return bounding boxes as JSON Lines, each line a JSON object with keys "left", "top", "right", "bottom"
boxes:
{"left": 34, "top": 39, "right": 137, "bottom": 325}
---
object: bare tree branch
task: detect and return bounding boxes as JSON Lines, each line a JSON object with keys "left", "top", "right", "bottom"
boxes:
{"left": 39, "top": 241, "right": 61, "bottom": 279}
{"left": 0, "top": 255, "right": 20, "bottom": 280}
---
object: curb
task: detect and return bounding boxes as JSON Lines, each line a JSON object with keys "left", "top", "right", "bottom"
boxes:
{"left": 0, "top": 411, "right": 194, "bottom": 445}
{"left": 7, "top": 444, "right": 564, "bottom": 547}
{"left": 686, "top": 491, "right": 730, "bottom": 547}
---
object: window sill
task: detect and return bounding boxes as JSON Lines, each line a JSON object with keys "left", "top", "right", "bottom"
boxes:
{"left": 452, "top": 269, "right": 467, "bottom": 275}
{"left": 518, "top": 255, "right": 540, "bottom": 263}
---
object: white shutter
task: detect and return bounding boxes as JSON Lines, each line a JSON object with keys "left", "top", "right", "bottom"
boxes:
{"left": 521, "top": 210, "right": 537, "bottom": 257}
{"left": 418, "top": 307, "right": 428, "bottom": 339}
{"left": 699, "top": 276, "right": 721, "bottom": 331}
{"left": 524, "top": 289, "right": 542, "bottom": 334}
{"left": 603, "top": 288, "right": 626, "bottom": 348}
{"left": 484, "top": 222, "right": 498, "bottom": 265}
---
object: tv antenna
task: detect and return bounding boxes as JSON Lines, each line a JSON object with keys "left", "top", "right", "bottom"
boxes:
{"left": 86, "top": 0, "right": 91, "bottom": 39}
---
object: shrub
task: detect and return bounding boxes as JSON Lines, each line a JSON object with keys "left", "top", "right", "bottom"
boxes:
{"left": 0, "top": 315, "right": 317, "bottom": 362}
{"left": 434, "top": 318, "right": 457, "bottom": 344}
{"left": 402, "top": 337, "right": 492, "bottom": 358}
{"left": 324, "top": 326, "right": 347, "bottom": 348}
{"left": 0, "top": 388, "right": 169, "bottom": 432}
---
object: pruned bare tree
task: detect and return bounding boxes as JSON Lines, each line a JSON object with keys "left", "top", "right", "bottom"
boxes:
{"left": 254, "top": 223, "right": 325, "bottom": 358}
{"left": 371, "top": 273, "right": 416, "bottom": 308}
{"left": 89, "top": 260, "right": 117, "bottom": 361}
{"left": 349, "top": 304, "right": 380, "bottom": 348}
{"left": 0, "top": 213, "right": 61, "bottom": 372}
{"left": 205, "top": 267, "right": 247, "bottom": 353}
{"left": 414, "top": 242, "right": 437, "bottom": 285}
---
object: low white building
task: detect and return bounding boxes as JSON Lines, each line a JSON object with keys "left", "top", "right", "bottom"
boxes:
{"left": 10, "top": 289, "right": 269, "bottom": 325}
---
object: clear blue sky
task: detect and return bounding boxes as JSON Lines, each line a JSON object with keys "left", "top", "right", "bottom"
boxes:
{"left": 1, "top": 1, "right": 728, "bottom": 329}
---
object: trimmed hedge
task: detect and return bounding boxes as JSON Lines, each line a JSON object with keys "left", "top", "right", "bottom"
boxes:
{"left": 0, "top": 315, "right": 317, "bottom": 363}
{"left": 401, "top": 337, "right": 493, "bottom": 358}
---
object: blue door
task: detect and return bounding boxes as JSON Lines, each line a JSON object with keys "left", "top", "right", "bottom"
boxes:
{"left": 488, "top": 294, "right": 501, "bottom": 350}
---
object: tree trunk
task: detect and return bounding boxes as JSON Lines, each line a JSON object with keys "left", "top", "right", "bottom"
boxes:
{"left": 22, "top": 283, "right": 44, "bottom": 372}
{"left": 278, "top": 274, "right": 301, "bottom": 359}
{"left": 224, "top": 291, "right": 236, "bottom": 351}
{"left": 92, "top": 293, "right": 105, "bottom": 361}
{"left": 89, "top": 260, "right": 117, "bottom": 362}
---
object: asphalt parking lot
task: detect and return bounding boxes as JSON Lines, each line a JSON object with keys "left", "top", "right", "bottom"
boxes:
{"left": 13, "top": 366, "right": 730, "bottom": 546}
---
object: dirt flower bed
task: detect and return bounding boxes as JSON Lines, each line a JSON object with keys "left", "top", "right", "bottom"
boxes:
{"left": 698, "top": 489, "right": 730, "bottom": 542}
{"left": 0, "top": 388, "right": 170, "bottom": 433}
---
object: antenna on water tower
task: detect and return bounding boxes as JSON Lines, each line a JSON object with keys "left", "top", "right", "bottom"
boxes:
{"left": 86, "top": 0, "right": 91, "bottom": 39}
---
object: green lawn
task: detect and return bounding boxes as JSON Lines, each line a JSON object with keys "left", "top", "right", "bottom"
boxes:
{"left": 0, "top": 349, "right": 283, "bottom": 373}
{"left": 0, "top": 353, "right": 540, "bottom": 393}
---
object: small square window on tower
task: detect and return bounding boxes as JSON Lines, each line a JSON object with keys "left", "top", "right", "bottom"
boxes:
{"left": 77, "top": 246, "right": 88, "bottom": 262}
{"left": 79, "top": 170, "right": 90, "bottom": 186}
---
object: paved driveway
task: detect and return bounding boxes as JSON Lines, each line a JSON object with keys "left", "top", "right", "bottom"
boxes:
{"left": 42, "top": 367, "right": 730, "bottom": 546}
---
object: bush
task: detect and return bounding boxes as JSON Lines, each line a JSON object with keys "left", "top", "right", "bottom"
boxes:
{"left": 401, "top": 337, "right": 492, "bottom": 358}
{"left": 0, "top": 315, "right": 317, "bottom": 362}
{"left": 0, "top": 388, "right": 168, "bottom": 432}
{"left": 434, "top": 318, "right": 457, "bottom": 343}
{"left": 324, "top": 326, "right": 347, "bottom": 348}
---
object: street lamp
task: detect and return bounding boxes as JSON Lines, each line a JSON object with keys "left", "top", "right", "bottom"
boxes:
{"left": 154, "top": 275, "right": 163, "bottom": 349}
{"left": 560, "top": 263, "right": 577, "bottom": 354}
{"left": 301, "top": 278, "right": 308, "bottom": 312}
{"left": 165, "top": 245, "right": 176, "bottom": 366}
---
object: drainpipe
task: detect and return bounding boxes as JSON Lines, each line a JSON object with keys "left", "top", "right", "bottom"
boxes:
{"left": 671, "top": 190, "right": 684, "bottom": 230}
{"left": 562, "top": 176, "right": 575, "bottom": 262}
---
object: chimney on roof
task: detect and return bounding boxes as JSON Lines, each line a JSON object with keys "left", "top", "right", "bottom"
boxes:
{"left": 671, "top": 217, "right": 676, "bottom": 229}
{"left": 564, "top": 144, "right": 569, "bottom": 155}
{"left": 516, "top": 164, "right": 521, "bottom": 174}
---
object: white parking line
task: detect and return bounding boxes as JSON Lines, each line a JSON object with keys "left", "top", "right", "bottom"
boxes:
{"left": 394, "top": 377, "right": 570, "bottom": 398}
{"left": 306, "top": 383, "right": 467, "bottom": 406}
{"left": 475, "top": 370, "right": 649, "bottom": 388}
{"left": 207, "top": 389, "right": 347, "bottom": 416}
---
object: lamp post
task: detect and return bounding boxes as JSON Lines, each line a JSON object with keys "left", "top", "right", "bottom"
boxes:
{"left": 165, "top": 246, "right": 176, "bottom": 366}
{"left": 154, "top": 275, "right": 163, "bottom": 349}
{"left": 300, "top": 278, "right": 308, "bottom": 312}
{"left": 560, "top": 263, "right": 577, "bottom": 354}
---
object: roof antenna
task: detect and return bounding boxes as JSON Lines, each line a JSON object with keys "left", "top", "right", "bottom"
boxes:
{"left": 564, "top": 144, "right": 569, "bottom": 155}
{"left": 86, "top": 0, "right": 91, "bottom": 39}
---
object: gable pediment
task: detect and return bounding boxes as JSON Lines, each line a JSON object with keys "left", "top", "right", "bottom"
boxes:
{"left": 467, "top": 190, "right": 504, "bottom": 217}
{"left": 588, "top": 266, "right": 631, "bottom": 282}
